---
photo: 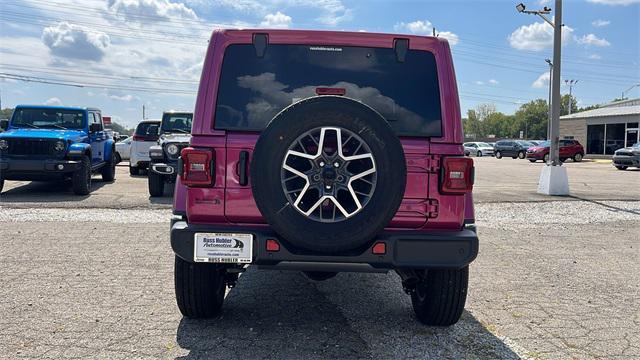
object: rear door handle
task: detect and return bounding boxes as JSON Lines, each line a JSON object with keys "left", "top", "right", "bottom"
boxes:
{"left": 238, "top": 150, "right": 249, "bottom": 186}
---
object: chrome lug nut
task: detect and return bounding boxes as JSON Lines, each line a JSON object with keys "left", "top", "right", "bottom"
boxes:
{"left": 334, "top": 162, "right": 340, "bottom": 167}
{"left": 319, "top": 161, "right": 325, "bottom": 167}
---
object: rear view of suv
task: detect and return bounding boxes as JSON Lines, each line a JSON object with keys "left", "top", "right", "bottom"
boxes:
{"left": 170, "top": 30, "right": 477, "bottom": 326}
{"left": 129, "top": 120, "right": 160, "bottom": 175}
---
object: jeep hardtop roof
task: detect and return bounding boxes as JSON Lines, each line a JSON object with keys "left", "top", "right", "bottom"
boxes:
{"left": 14, "top": 105, "right": 100, "bottom": 112}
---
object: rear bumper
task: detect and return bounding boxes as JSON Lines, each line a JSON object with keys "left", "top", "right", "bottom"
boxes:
{"left": 0, "top": 158, "right": 80, "bottom": 180}
{"left": 170, "top": 221, "right": 479, "bottom": 272}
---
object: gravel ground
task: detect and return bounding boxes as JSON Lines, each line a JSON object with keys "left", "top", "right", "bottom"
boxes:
{"left": 1, "top": 200, "right": 638, "bottom": 359}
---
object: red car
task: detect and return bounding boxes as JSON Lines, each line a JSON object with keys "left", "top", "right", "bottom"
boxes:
{"left": 526, "top": 139, "right": 585, "bottom": 163}
{"left": 170, "top": 29, "right": 477, "bottom": 326}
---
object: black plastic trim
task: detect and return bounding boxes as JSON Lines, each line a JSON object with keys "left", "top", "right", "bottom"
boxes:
{"left": 170, "top": 222, "right": 479, "bottom": 272}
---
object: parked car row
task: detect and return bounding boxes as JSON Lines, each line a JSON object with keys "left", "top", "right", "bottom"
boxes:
{"left": 464, "top": 139, "right": 587, "bottom": 164}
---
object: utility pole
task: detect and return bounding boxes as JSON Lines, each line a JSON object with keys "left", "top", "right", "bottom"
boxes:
{"left": 142, "top": 104, "right": 146, "bottom": 120}
{"left": 545, "top": 59, "right": 553, "bottom": 140}
{"left": 564, "top": 79, "right": 578, "bottom": 115}
{"left": 622, "top": 83, "right": 640, "bottom": 100}
{"left": 517, "top": 0, "right": 569, "bottom": 195}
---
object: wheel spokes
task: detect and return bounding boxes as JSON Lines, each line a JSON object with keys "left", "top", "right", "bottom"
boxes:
{"left": 281, "top": 126, "right": 377, "bottom": 222}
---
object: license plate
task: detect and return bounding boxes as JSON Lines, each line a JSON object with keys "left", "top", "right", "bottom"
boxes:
{"left": 194, "top": 233, "right": 253, "bottom": 263}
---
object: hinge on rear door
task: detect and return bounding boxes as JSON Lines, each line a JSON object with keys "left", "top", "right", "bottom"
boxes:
{"left": 427, "top": 155, "right": 440, "bottom": 173}
{"left": 427, "top": 199, "right": 439, "bottom": 218}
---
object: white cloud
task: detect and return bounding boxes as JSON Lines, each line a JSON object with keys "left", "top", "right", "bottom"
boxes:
{"left": 591, "top": 19, "right": 611, "bottom": 27}
{"left": 475, "top": 81, "right": 485, "bottom": 85}
{"left": 44, "top": 97, "right": 62, "bottom": 106}
{"left": 109, "top": 94, "right": 136, "bottom": 102}
{"left": 587, "top": 0, "right": 640, "bottom": 5}
{"left": 576, "top": 34, "right": 611, "bottom": 47}
{"left": 508, "top": 22, "right": 573, "bottom": 51}
{"left": 107, "top": 0, "right": 198, "bottom": 22}
{"left": 438, "top": 31, "right": 459, "bottom": 45}
{"left": 203, "top": 0, "right": 350, "bottom": 26}
{"left": 588, "top": 54, "right": 602, "bottom": 60}
{"left": 532, "top": 72, "right": 550, "bottom": 88}
{"left": 260, "top": 11, "right": 292, "bottom": 29}
{"left": 42, "top": 22, "right": 111, "bottom": 61}
{"left": 394, "top": 20, "right": 459, "bottom": 45}
{"left": 489, "top": 79, "right": 499, "bottom": 85}
{"left": 395, "top": 20, "right": 433, "bottom": 34}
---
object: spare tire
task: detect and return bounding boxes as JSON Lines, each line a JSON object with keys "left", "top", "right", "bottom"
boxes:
{"left": 251, "top": 96, "right": 406, "bottom": 253}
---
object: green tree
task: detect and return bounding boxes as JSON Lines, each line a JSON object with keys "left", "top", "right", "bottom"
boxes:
{"left": 514, "top": 99, "right": 549, "bottom": 139}
{"left": 110, "top": 121, "right": 133, "bottom": 136}
{"left": 462, "top": 109, "right": 484, "bottom": 139}
{"left": 0, "top": 108, "right": 13, "bottom": 119}
{"left": 560, "top": 94, "right": 578, "bottom": 116}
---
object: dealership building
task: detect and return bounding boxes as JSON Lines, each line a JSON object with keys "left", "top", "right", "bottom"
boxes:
{"left": 560, "top": 98, "right": 640, "bottom": 156}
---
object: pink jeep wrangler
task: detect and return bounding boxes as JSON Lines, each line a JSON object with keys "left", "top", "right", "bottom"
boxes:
{"left": 171, "top": 29, "right": 477, "bottom": 326}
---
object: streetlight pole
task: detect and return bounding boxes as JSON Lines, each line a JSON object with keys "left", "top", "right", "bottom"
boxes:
{"left": 565, "top": 79, "right": 578, "bottom": 115}
{"left": 545, "top": 59, "right": 553, "bottom": 140}
{"left": 622, "top": 83, "right": 640, "bottom": 100}
{"left": 517, "top": 0, "right": 569, "bottom": 195}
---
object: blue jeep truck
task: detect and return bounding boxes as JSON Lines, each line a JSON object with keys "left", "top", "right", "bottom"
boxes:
{"left": 0, "top": 105, "right": 116, "bottom": 195}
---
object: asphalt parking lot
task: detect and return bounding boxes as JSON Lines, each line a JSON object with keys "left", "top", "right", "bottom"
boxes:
{"left": 1, "top": 159, "right": 639, "bottom": 359}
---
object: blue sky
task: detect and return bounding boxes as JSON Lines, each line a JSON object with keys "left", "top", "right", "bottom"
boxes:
{"left": 0, "top": 0, "right": 638, "bottom": 128}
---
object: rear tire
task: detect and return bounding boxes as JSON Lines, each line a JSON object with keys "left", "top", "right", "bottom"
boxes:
{"left": 518, "top": 151, "right": 525, "bottom": 159}
{"left": 411, "top": 267, "right": 469, "bottom": 326}
{"left": 72, "top": 156, "right": 91, "bottom": 195}
{"left": 573, "top": 153, "right": 583, "bottom": 162}
{"left": 174, "top": 256, "right": 225, "bottom": 319}
{"left": 529, "top": 159, "right": 537, "bottom": 163}
{"left": 129, "top": 166, "right": 140, "bottom": 176}
{"left": 101, "top": 151, "right": 116, "bottom": 182}
{"left": 476, "top": 151, "right": 482, "bottom": 157}
{"left": 615, "top": 166, "right": 628, "bottom": 170}
{"left": 148, "top": 172, "right": 165, "bottom": 197}
{"left": 495, "top": 150, "right": 502, "bottom": 159}
{"left": 543, "top": 153, "right": 550, "bottom": 163}
{"left": 115, "top": 152, "right": 122, "bottom": 164}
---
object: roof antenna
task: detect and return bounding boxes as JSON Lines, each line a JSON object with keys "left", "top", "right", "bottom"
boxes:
{"left": 433, "top": 27, "right": 436, "bottom": 37}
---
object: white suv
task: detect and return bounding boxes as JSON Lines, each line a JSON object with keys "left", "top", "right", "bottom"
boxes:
{"left": 130, "top": 120, "right": 160, "bottom": 175}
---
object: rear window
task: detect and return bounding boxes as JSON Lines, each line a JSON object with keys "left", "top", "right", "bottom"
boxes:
{"left": 161, "top": 113, "right": 192, "bottom": 134}
{"left": 135, "top": 122, "right": 159, "bottom": 136}
{"left": 214, "top": 44, "right": 442, "bottom": 137}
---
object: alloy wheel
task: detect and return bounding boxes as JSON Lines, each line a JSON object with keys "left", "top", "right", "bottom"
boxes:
{"left": 281, "top": 127, "right": 377, "bottom": 222}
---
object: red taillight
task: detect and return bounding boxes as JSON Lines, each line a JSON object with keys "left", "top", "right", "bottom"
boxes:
{"left": 180, "top": 147, "right": 214, "bottom": 187}
{"left": 372, "top": 242, "right": 386, "bottom": 255}
{"left": 266, "top": 239, "right": 280, "bottom": 252}
{"left": 440, "top": 157, "right": 474, "bottom": 194}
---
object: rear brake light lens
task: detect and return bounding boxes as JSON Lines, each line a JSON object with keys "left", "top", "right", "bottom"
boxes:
{"left": 180, "top": 147, "right": 214, "bottom": 187}
{"left": 440, "top": 157, "right": 474, "bottom": 194}
{"left": 266, "top": 239, "right": 280, "bottom": 252}
{"left": 372, "top": 242, "right": 386, "bottom": 255}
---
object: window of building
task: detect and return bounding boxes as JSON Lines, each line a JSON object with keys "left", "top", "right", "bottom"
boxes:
{"left": 605, "top": 123, "right": 626, "bottom": 154}
{"left": 587, "top": 124, "right": 604, "bottom": 154}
